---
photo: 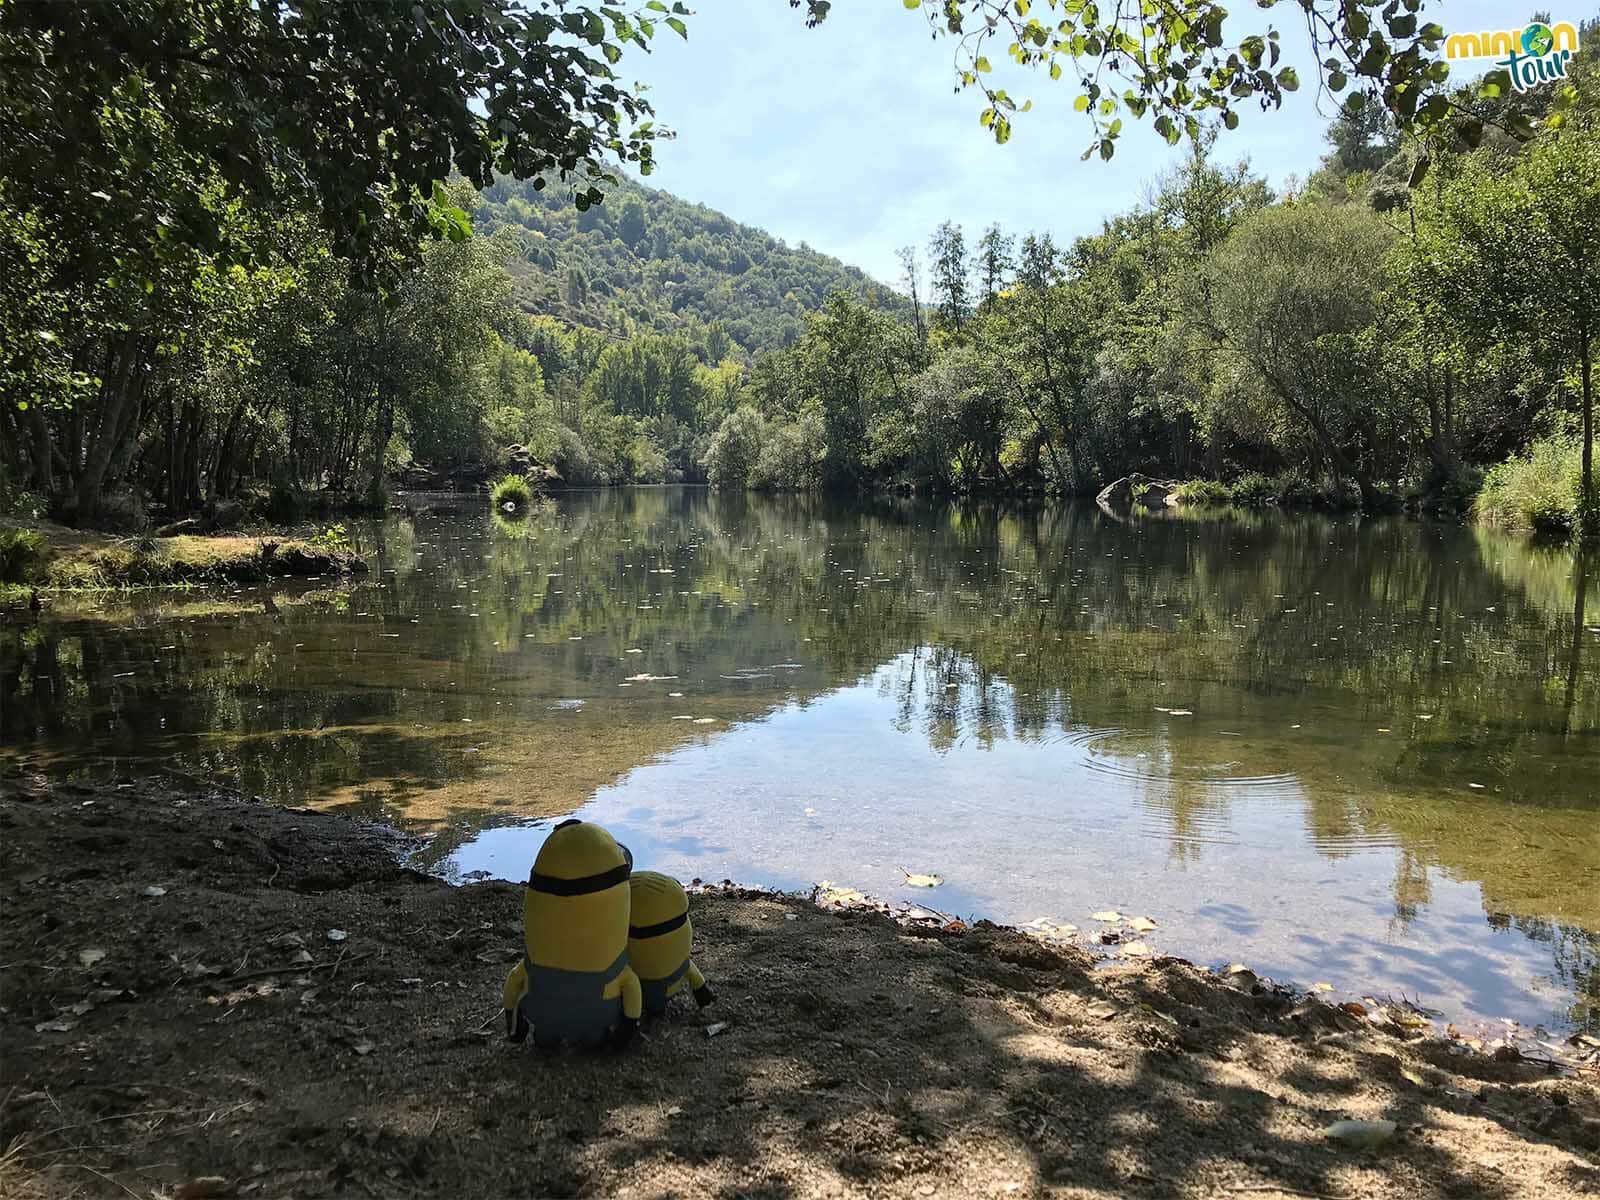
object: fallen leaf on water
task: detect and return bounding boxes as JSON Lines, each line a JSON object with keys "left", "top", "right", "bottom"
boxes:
{"left": 353, "top": 1041, "right": 375, "bottom": 1056}
{"left": 142, "top": 885, "right": 167, "bottom": 897}
{"left": 705, "top": 1023, "right": 727, "bottom": 1038}
{"left": 1090, "top": 911, "right": 1123, "bottom": 923}
{"left": 692, "top": 717, "right": 716, "bottom": 725}
{"left": 175, "top": 1176, "right": 229, "bottom": 1200}
{"left": 1120, "top": 940, "right": 1152, "bottom": 958}
{"left": 1323, "top": 1119, "right": 1396, "bottom": 1149}
{"left": 1313, "top": 982, "right": 1334, "bottom": 993}
{"left": 66, "top": 1000, "right": 95, "bottom": 1016}
{"left": 78, "top": 948, "right": 106, "bottom": 969}
{"left": 326, "top": 929, "right": 349, "bottom": 943}
{"left": 815, "top": 882, "right": 872, "bottom": 908}
{"left": 1167, "top": 709, "right": 1193, "bottom": 716}
{"left": 901, "top": 870, "right": 942, "bottom": 888}
{"left": 34, "top": 1019, "right": 77, "bottom": 1034}
{"left": 1126, "top": 916, "right": 1158, "bottom": 933}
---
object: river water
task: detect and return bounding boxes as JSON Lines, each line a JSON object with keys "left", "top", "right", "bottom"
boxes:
{"left": 3, "top": 488, "right": 1597, "bottom": 1032}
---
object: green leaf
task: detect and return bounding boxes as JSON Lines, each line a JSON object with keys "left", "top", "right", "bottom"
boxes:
{"left": 975, "top": 56, "right": 992, "bottom": 73}
{"left": 665, "top": 16, "right": 686, "bottom": 38}
{"left": 1074, "top": 94, "right": 1090, "bottom": 112}
{"left": 1408, "top": 156, "right": 1430, "bottom": 188}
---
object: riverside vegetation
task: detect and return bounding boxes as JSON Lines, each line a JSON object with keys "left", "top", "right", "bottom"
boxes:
{"left": 2, "top": 6, "right": 1597, "bottom": 544}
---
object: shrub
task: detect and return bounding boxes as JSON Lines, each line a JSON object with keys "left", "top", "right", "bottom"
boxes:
{"left": 704, "top": 407, "right": 765, "bottom": 491}
{"left": 552, "top": 426, "right": 604, "bottom": 487}
{"left": 1269, "top": 470, "right": 1316, "bottom": 508}
{"left": 1229, "top": 472, "right": 1276, "bottom": 507}
{"left": 310, "top": 524, "right": 352, "bottom": 552}
{"left": 0, "top": 529, "right": 48, "bottom": 583}
{"left": 489, "top": 474, "right": 533, "bottom": 511}
{"left": 1171, "top": 479, "right": 1231, "bottom": 507}
{"left": 1474, "top": 436, "right": 1582, "bottom": 537}
{"left": 264, "top": 482, "right": 307, "bottom": 524}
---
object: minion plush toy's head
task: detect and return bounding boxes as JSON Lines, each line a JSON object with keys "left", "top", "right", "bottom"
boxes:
{"left": 523, "top": 818, "right": 634, "bottom": 973}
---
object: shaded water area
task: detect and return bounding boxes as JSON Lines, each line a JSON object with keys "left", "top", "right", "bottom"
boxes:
{"left": 4, "top": 488, "right": 1597, "bottom": 1033}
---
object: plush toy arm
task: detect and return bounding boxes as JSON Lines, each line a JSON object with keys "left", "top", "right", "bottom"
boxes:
{"left": 612, "top": 965, "right": 643, "bottom": 1050}
{"left": 687, "top": 959, "right": 715, "bottom": 1008}
{"left": 502, "top": 961, "right": 530, "bottom": 1043}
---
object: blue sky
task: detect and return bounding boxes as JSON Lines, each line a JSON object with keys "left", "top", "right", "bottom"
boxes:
{"left": 625, "top": 0, "right": 1525, "bottom": 284}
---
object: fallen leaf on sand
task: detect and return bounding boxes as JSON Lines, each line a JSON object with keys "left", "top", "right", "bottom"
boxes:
{"left": 901, "top": 870, "right": 942, "bottom": 888}
{"left": 1323, "top": 1119, "right": 1396, "bottom": 1149}
{"left": 1126, "top": 916, "right": 1158, "bottom": 933}
{"left": 1086, "top": 1001, "right": 1120, "bottom": 1021}
{"left": 1400, "top": 1068, "right": 1427, "bottom": 1087}
{"left": 1339, "top": 1001, "right": 1369, "bottom": 1018}
{"left": 1313, "top": 982, "right": 1334, "bottom": 993}
{"left": 77, "top": 948, "right": 106, "bottom": 968}
{"left": 1120, "top": 940, "right": 1152, "bottom": 958}
{"left": 1090, "top": 911, "right": 1122, "bottom": 923}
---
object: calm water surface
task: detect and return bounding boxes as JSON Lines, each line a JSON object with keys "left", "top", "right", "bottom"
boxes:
{"left": 4, "top": 489, "right": 1597, "bottom": 1032}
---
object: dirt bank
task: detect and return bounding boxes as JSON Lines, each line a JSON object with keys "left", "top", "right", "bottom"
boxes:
{"left": 0, "top": 521, "right": 365, "bottom": 605}
{"left": 2, "top": 770, "right": 1597, "bottom": 1200}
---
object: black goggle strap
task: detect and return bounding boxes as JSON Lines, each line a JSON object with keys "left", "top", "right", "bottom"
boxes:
{"left": 628, "top": 910, "right": 687, "bottom": 940}
{"left": 527, "top": 861, "right": 631, "bottom": 896}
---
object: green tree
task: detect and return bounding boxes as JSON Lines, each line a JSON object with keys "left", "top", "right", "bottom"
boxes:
{"left": 975, "top": 226, "right": 1015, "bottom": 309}
{"left": 704, "top": 406, "right": 765, "bottom": 490}
{"left": 929, "top": 221, "right": 971, "bottom": 332}
{"left": 1413, "top": 124, "right": 1600, "bottom": 537}
{"left": 1207, "top": 202, "right": 1396, "bottom": 508}
{"left": 619, "top": 199, "right": 648, "bottom": 249}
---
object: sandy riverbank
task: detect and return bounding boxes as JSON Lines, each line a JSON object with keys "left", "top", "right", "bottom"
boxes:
{"left": 1, "top": 768, "right": 1597, "bottom": 1199}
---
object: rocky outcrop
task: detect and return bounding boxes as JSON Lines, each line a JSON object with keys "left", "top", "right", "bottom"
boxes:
{"left": 1096, "top": 473, "right": 1182, "bottom": 513}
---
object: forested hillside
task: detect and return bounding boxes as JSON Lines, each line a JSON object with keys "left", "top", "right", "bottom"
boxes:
{"left": 474, "top": 176, "right": 907, "bottom": 353}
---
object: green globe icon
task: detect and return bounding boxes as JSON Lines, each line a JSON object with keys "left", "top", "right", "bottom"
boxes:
{"left": 1522, "top": 23, "right": 1554, "bottom": 56}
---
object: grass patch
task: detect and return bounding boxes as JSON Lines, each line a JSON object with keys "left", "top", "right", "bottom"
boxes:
{"left": 1228, "top": 472, "right": 1276, "bottom": 508}
{"left": 0, "top": 529, "right": 49, "bottom": 583}
{"left": 490, "top": 473, "right": 533, "bottom": 511}
{"left": 1475, "top": 436, "right": 1583, "bottom": 538}
{"left": 1171, "top": 479, "right": 1232, "bottom": 507}
{"left": 1, "top": 530, "right": 367, "bottom": 601}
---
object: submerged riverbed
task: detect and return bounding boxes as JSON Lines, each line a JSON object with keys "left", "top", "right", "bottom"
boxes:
{"left": 3, "top": 488, "right": 1597, "bottom": 1032}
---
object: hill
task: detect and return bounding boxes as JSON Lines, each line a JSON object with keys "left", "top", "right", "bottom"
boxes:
{"left": 474, "top": 174, "right": 908, "bottom": 354}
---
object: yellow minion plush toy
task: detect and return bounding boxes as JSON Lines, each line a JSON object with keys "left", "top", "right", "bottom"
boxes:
{"left": 503, "top": 819, "right": 643, "bottom": 1049}
{"left": 627, "top": 871, "right": 714, "bottom": 1015}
